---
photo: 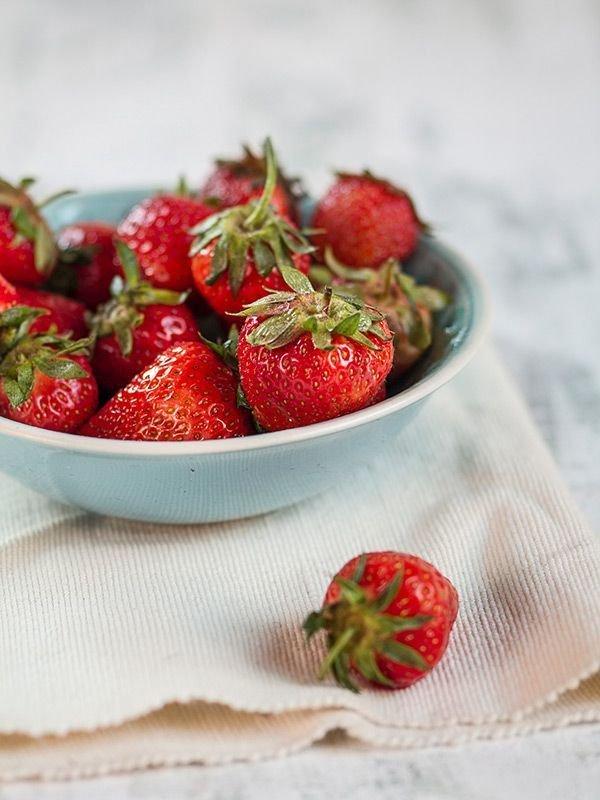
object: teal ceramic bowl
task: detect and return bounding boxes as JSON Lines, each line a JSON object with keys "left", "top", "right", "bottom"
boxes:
{"left": 0, "top": 190, "right": 490, "bottom": 523}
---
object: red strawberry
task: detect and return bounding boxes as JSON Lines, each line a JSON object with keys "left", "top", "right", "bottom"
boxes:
{"left": 54, "top": 221, "right": 122, "bottom": 309}
{"left": 312, "top": 171, "right": 426, "bottom": 268}
{"left": 0, "top": 177, "right": 66, "bottom": 286}
{"left": 18, "top": 288, "right": 87, "bottom": 338}
{"left": 304, "top": 551, "right": 458, "bottom": 692}
{"left": 0, "top": 273, "right": 87, "bottom": 337}
{"left": 192, "top": 246, "right": 310, "bottom": 320}
{"left": 236, "top": 266, "right": 393, "bottom": 431}
{"left": 88, "top": 241, "right": 199, "bottom": 394}
{"left": 201, "top": 141, "right": 300, "bottom": 220}
{"left": 190, "top": 139, "right": 313, "bottom": 318}
{"left": 312, "top": 251, "right": 448, "bottom": 380}
{"left": 0, "top": 306, "right": 98, "bottom": 432}
{"left": 81, "top": 341, "right": 253, "bottom": 441}
{"left": 117, "top": 188, "right": 213, "bottom": 292}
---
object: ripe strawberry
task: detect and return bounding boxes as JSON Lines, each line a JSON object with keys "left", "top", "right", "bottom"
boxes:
{"left": 312, "top": 171, "right": 426, "bottom": 268}
{"left": 88, "top": 241, "right": 199, "bottom": 394}
{"left": 81, "top": 341, "right": 253, "bottom": 441}
{"left": 313, "top": 251, "right": 448, "bottom": 380}
{"left": 236, "top": 266, "right": 393, "bottom": 431}
{"left": 0, "top": 273, "right": 87, "bottom": 338}
{"left": 201, "top": 141, "right": 300, "bottom": 220}
{"left": 0, "top": 306, "right": 98, "bottom": 432}
{"left": 117, "top": 187, "right": 213, "bottom": 292}
{"left": 53, "top": 221, "right": 122, "bottom": 309}
{"left": 18, "top": 288, "right": 87, "bottom": 338}
{"left": 304, "top": 551, "right": 458, "bottom": 692}
{"left": 190, "top": 138, "right": 313, "bottom": 318}
{"left": 0, "top": 177, "right": 67, "bottom": 286}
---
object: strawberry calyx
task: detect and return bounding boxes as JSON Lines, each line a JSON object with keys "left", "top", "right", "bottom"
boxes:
{"left": 213, "top": 142, "right": 304, "bottom": 204}
{"left": 0, "top": 177, "right": 71, "bottom": 277}
{"left": 236, "top": 265, "right": 392, "bottom": 351}
{"left": 190, "top": 138, "right": 314, "bottom": 296}
{"left": 87, "top": 240, "right": 189, "bottom": 358}
{"left": 312, "top": 249, "right": 448, "bottom": 350}
{"left": 202, "top": 325, "right": 240, "bottom": 373}
{"left": 0, "top": 305, "right": 91, "bottom": 407}
{"left": 303, "top": 555, "right": 432, "bottom": 693}
{"left": 215, "top": 144, "right": 270, "bottom": 185}
{"left": 201, "top": 326, "right": 257, "bottom": 416}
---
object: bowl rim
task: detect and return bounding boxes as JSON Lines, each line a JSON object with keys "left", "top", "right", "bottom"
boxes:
{"left": 0, "top": 196, "right": 491, "bottom": 457}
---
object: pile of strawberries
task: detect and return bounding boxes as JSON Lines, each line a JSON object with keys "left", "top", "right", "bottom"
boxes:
{"left": 0, "top": 140, "right": 447, "bottom": 440}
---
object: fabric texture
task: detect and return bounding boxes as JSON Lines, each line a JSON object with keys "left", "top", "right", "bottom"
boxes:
{"left": 1, "top": 346, "right": 599, "bottom": 781}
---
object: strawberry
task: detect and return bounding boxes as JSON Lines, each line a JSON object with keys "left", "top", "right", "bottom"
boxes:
{"left": 88, "top": 241, "right": 199, "bottom": 394}
{"left": 0, "top": 273, "right": 87, "bottom": 338}
{"left": 312, "top": 171, "right": 426, "bottom": 268}
{"left": 304, "top": 551, "right": 458, "bottom": 692}
{"left": 201, "top": 141, "right": 300, "bottom": 220}
{"left": 17, "top": 288, "right": 87, "bottom": 338}
{"left": 81, "top": 341, "right": 253, "bottom": 441}
{"left": 117, "top": 186, "right": 213, "bottom": 292}
{"left": 0, "top": 177, "right": 68, "bottom": 286}
{"left": 190, "top": 138, "right": 313, "bottom": 318}
{"left": 236, "top": 266, "right": 393, "bottom": 431}
{"left": 312, "top": 251, "right": 448, "bottom": 380}
{"left": 53, "top": 221, "right": 122, "bottom": 309}
{"left": 0, "top": 306, "right": 98, "bottom": 432}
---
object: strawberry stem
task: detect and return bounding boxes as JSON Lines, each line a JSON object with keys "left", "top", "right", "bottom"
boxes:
{"left": 304, "top": 569, "right": 431, "bottom": 692}
{"left": 318, "top": 627, "right": 356, "bottom": 680}
{"left": 244, "top": 138, "right": 277, "bottom": 230}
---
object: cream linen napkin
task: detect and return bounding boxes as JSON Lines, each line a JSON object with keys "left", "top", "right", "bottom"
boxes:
{"left": 1, "top": 346, "right": 599, "bottom": 781}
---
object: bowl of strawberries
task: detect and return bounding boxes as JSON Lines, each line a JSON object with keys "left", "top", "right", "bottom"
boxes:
{"left": 0, "top": 141, "right": 488, "bottom": 523}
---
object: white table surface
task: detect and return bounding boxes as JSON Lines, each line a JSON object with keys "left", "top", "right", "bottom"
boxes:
{"left": 2, "top": 0, "right": 599, "bottom": 796}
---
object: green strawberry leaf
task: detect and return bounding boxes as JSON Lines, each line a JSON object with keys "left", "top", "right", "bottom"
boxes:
{"left": 33, "top": 224, "right": 58, "bottom": 274}
{"left": 228, "top": 237, "right": 250, "bottom": 296}
{"left": 10, "top": 206, "right": 37, "bottom": 242}
{"left": 247, "top": 309, "right": 302, "bottom": 348}
{"left": 332, "top": 312, "right": 361, "bottom": 337}
{"left": 115, "top": 240, "right": 141, "bottom": 288}
{"left": 34, "top": 357, "right": 88, "bottom": 380}
{"left": 16, "top": 362, "right": 34, "bottom": 396}
{"left": 2, "top": 376, "right": 27, "bottom": 407}
{"left": 280, "top": 265, "right": 312, "bottom": 294}
{"left": 378, "top": 640, "right": 429, "bottom": 671}
{"left": 252, "top": 239, "right": 276, "bottom": 277}
{"left": 354, "top": 648, "right": 395, "bottom": 687}
{"left": 371, "top": 570, "right": 403, "bottom": 612}
{"left": 351, "top": 554, "right": 368, "bottom": 583}
{"left": 114, "top": 319, "right": 135, "bottom": 357}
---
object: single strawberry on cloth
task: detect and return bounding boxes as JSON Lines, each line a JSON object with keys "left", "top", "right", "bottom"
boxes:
{"left": 0, "top": 346, "right": 599, "bottom": 780}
